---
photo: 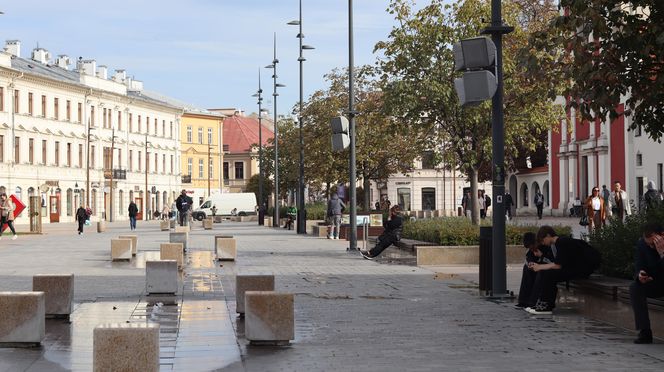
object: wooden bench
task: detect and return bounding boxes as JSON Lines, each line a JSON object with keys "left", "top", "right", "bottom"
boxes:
{"left": 557, "top": 276, "right": 664, "bottom": 337}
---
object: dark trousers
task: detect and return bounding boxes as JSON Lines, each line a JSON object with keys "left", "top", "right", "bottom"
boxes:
{"left": 518, "top": 265, "right": 537, "bottom": 306}
{"left": 536, "top": 205, "right": 543, "bottom": 219}
{"left": 1, "top": 217, "right": 16, "bottom": 234}
{"left": 178, "top": 212, "right": 188, "bottom": 226}
{"left": 480, "top": 209, "right": 486, "bottom": 219}
{"left": 629, "top": 279, "right": 664, "bottom": 331}
{"left": 368, "top": 233, "right": 398, "bottom": 258}
{"left": 506, "top": 206, "right": 512, "bottom": 219}
{"left": 530, "top": 269, "right": 571, "bottom": 306}
{"left": 77, "top": 220, "right": 84, "bottom": 233}
{"left": 129, "top": 216, "right": 137, "bottom": 230}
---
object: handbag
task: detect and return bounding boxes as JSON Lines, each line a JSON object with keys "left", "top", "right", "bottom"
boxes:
{"left": 579, "top": 215, "right": 589, "bottom": 226}
{"left": 84, "top": 219, "right": 91, "bottom": 226}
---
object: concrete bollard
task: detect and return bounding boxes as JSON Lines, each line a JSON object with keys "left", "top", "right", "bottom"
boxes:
{"left": 97, "top": 221, "right": 106, "bottom": 233}
{"left": 118, "top": 235, "right": 138, "bottom": 255}
{"left": 213, "top": 215, "right": 223, "bottom": 223}
{"left": 174, "top": 225, "right": 190, "bottom": 233}
{"left": 169, "top": 232, "right": 188, "bottom": 252}
{"left": 264, "top": 218, "right": 272, "bottom": 227}
{"left": 235, "top": 275, "right": 275, "bottom": 314}
{"left": 111, "top": 239, "right": 132, "bottom": 261}
{"left": 93, "top": 323, "right": 160, "bottom": 372}
{"left": 32, "top": 274, "right": 74, "bottom": 318}
{"left": 0, "top": 292, "right": 45, "bottom": 347}
{"left": 245, "top": 291, "right": 294, "bottom": 345}
{"left": 215, "top": 238, "right": 236, "bottom": 261}
{"left": 146, "top": 260, "right": 178, "bottom": 295}
{"left": 160, "top": 220, "right": 170, "bottom": 231}
{"left": 169, "top": 219, "right": 176, "bottom": 228}
{"left": 160, "top": 243, "right": 184, "bottom": 269}
{"left": 203, "top": 218, "right": 213, "bottom": 230}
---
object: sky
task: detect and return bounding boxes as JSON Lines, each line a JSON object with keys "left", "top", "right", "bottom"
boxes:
{"left": 0, "top": 0, "right": 406, "bottom": 116}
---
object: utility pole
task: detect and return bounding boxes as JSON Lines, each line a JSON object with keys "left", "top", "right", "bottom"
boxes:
{"left": 347, "top": 0, "right": 358, "bottom": 251}
{"left": 109, "top": 127, "right": 115, "bottom": 222}
{"left": 145, "top": 132, "right": 149, "bottom": 221}
{"left": 86, "top": 118, "right": 92, "bottom": 207}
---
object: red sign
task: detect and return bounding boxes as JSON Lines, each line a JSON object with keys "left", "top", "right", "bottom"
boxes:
{"left": 1, "top": 195, "right": 25, "bottom": 233}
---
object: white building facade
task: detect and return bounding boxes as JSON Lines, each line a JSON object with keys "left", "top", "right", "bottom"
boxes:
{"left": 0, "top": 41, "right": 183, "bottom": 225}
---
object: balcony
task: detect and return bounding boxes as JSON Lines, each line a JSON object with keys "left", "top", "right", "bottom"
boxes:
{"left": 103, "top": 169, "right": 127, "bottom": 180}
{"left": 181, "top": 175, "right": 192, "bottom": 184}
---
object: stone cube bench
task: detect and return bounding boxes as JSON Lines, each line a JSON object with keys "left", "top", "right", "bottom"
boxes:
{"left": 97, "top": 221, "right": 106, "bottom": 233}
{"left": 118, "top": 234, "right": 138, "bottom": 255}
{"left": 174, "top": 225, "right": 190, "bottom": 233}
{"left": 415, "top": 245, "right": 524, "bottom": 266}
{"left": 146, "top": 260, "right": 178, "bottom": 295}
{"left": 245, "top": 291, "right": 294, "bottom": 345}
{"left": 236, "top": 275, "right": 275, "bottom": 315}
{"left": 216, "top": 237, "right": 237, "bottom": 261}
{"left": 312, "top": 225, "right": 329, "bottom": 238}
{"left": 111, "top": 238, "right": 132, "bottom": 261}
{"left": 32, "top": 274, "right": 74, "bottom": 318}
{"left": 213, "top": 215, "right": 223, "bottom": 223}
{"left": 160, "top": 220, "right": 170, "bottom": 231}
{"left": 169, "top": 232, "right": 188, "bottom": 252}
{"left": 264, "top": 218, "right": 273, "bottom": 227}
{"left": 0, "top": 292, "right": 45, "bottom": 347}
{"left": 93, "top": 323, "right": 160, "bottom": 372}
{"left": 160, "top": 243, "right": 184, "bottom": 269}
{"left": 203, "top": 218, "right": 214, "bottom": 230}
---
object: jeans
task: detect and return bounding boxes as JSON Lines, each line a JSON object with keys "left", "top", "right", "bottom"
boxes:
{"left": 330, "top": 215, "right": 342, "bottom": 238}
{"left": 77, "top": 220, "right": 85, "bottom": 234}
{"left": 129, "top": 216, "right": 137, "bottom": 230}
{"left": 178, "top": 211, "right": 189, "bottom": 226}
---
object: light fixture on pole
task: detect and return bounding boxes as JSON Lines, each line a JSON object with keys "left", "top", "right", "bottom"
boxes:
{"left": 265, "top": 33, "right": 285, "bottom": 228}
{"left": 347, "top": 0, "right": 358, "bottom": 251}
{"left": 252, "top": 69, "right": 266, "bottom": 225}
{"left": 288, "top": 0, "right": 315, "bottom": 235}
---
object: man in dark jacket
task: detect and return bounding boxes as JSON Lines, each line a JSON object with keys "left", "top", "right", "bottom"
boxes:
{"left": 175, "top": 190, "right": 193, "bottom": 226}
{"left": 515, "top": 232, "right": 555, "bottom": 308}
{"left": 629, "top": 222, "right": 664, "bottom": 344}
{"left": 128, "top": 201, "right": 138, "bottom": 230}
{"left": 75, "top": 205, "right": 87, "bottom": 235}
{"left": 361, "top": 205, "right": 403, "bottom": 259}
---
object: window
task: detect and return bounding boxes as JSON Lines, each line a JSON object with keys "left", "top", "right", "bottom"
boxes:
{"left": 66, "top": 143, "right": 71, "bottom": 167}
{"left": 636, "top": 153, "right": 643, "bottom": 167}
{"left": 77, "top": 102, "right": 82, "bottom": 123}
{"left": 41, "top": 95, "right": 46, "bottom": 117}
{"left": 28, "top": 92, "right": 33, "bottom": 115}
{"left": 187, "top": 158, "right": 193, "bottom": 176}
{"left": 118, "top": 111, "right": 122, "bottom": 130}
{"left": 397, "top": 188, "right": 411, "bottom": 211}
{"left": 209, "top": 158, "right": 213, "bottom": 178}
{"left": 138, "top": 151, "right": 142, "bottom": 171}
{"left": 128, "top": 113, "right": 133, "bottom": 132}
{"left": 187, "top": 126, "right": 192, "bottom": 142}
{"left": 90, "top": 145, "right": 95, "bottom": 168}
{"left": 170, "top": 155, "right": 174, "bottom": 173}
{"left": 54, "top": 141, "right": 60, "bottom": 166}
{"left": 79, "top": 144, "right": 83, "bottom": 168}
{"left": 54, "top": 97, "right": 59, "bottom": 120}
{"left": 170, "top": 121, "right": 173, "bottom": 138}
{"left": 90, "top": 106, "right": 95, "bottom": 126}
{"left": 146, "top": 116, "right": 150, "bottom": 134}
{"left": 162, "top": 120, "right": 165, "bottom": 137}
{"left": 154, "top": 153, "right": 158, "bottom": 173}
{"left": 0, "top": 135, "right": 3, "bottom": 163}
{"left": 223, "top": 162, "right": 229, "bottom": 179}
{"left": 129, "top": 150, "right": 133, "bottom": 171}
{"left": 162, "top": 154, "right": 166, "bottom": 174}
{"left": 118, "top": 151, "right": 122, "bottom": 170}
{"left": 198, "top": 127, "right": 203, "bottom": 144}
{"left": 13, "top": 89, "right": 19, "bottom": 113}
{"left": 635, "top": 125, "right": 642, "bottom": 137}
{"left": 421, "top": 187, "right": 435, "bottom": 210}
{"left": 66, "top": 189, "right": 72, "bottom": 216}
{"left": 421, "top": 151, "right": 435, "bottom": 169}
{"left": 14, "top": 136, "right": 20, "bottom": 163}
{"left": 103, "top": 147, "right": 111, "bottom": 170}
{"left": 138, "top": 115, "right": 142, "bottom": 132}
{"left": 28, "top": 138, "right": 34, "bottom": 164}
{"left": 66, "top": 100, "right": 71, "bottom": 121}
{"left": 207, "top": 128, "right": 213, "bottom": 144}
{"left": 107, "top": 109, "right": 112, "bottom": 128}
{"left": 199, "top": 159, "right": 204, "bottom": 178}
{"left": 103, "top": 108, "right": 107, "bottom": 128}
{"left": 234, "top": 162, "right": 244, "bottom": 179}
{"left": 154, "top": 118, "right": 157, "bottom": 135}
{"left": 42, "top": 140, "right": 47, "bottom": 165}
{"left": 0, "top": 87, "right": 4, "bottom": 111}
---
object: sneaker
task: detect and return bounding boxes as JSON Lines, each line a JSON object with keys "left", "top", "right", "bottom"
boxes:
{"left": 514, "top": 303, "right": 529, "bottom": 309}
{"left": 333, "top": 236, "right": 339, "bottom": 240}
{"left": 12, "top": 235, "right": 17, "bottom": 240}
{"left": 634, "top": 329, "right": 653, "bottom": 344}
{"left": 526, "top": 302, "right": 554, "bottom": 315}
{"left": 327, "top": 235, "right": 332, "bottom": 240}
{"left": 360, "top": 250, "right": 374, "bottom": 260}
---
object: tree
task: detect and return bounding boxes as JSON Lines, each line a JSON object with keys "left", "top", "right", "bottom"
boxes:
{"left": 245, "top": 174, "right": 273, "bottom": 208}
{"left": 375, "top": 0, "right": 563, "bottom": 224}
{"left": 528, "top": 1, "right": 664, "bottom": 140}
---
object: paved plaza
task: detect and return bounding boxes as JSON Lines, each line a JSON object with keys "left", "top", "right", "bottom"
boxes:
{"left": 0, "top": 217, "right": 662, "bottom": 371}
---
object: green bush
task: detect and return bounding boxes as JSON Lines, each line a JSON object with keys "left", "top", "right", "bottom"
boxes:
{"left": 402, "top": 217, "right": 572, "bottom": 246}
{"left": 304, "top": 202, "right": 328, "bottom": 220}
{"left": 589, "top": 205, "right": 664, "bottom": 279}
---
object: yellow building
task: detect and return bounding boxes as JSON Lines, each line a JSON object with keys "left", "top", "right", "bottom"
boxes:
{"left": 180, "top": 110, "right": 225, "bottom": 207}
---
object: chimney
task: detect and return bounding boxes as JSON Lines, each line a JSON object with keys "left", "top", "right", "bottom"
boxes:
{"left": 112, "top": 69, "right": 126, "bottom": 83}
{"left": 56, "top": 55, "right": 71, "bottom": 70}
{"left": 96, "top": 65, "right": 108, "bottom": 79}
{"left": 81, "top": 59, "right": 96, "bottom": 76}
{"left": 32, "top": 48, "right": 51, "bottom": 64}
{"left": 4, "top": 40, "right": 20, "bottom": 57}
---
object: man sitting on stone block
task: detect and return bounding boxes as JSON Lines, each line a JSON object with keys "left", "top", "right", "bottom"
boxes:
{"left": 515, "top": 232, "right": 555, "bottom": 309}
{"left": 360, "top": 205, "right": 403, "bottom": 260}
{"left": 629, "top": 222, "right": 664, "bottom": 344}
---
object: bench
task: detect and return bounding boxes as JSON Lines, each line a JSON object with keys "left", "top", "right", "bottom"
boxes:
{"left": 160, "top": 243, "right": 184, "bottom": 269}
{"left": 0, "top": 292, "right": 45, "bottom": 347}
{"left": 244, "top": 291, "right": 294, "bottom": 345}
{"left": 93, "top": 323, "right": 160, "bottom": 371}
{"left": 160, "top": 220, "right": 170, "bottom": 231}
{"left": 32, "top": 274, "right": 74, "bottom": 318}
{"left": 216, "top": 237, "right": 237, "bottom": 261}
{"left": 556, "top": 276, "right": 664, "bottom": 337}
{"left": 118, "top": 235, "right": 138, "bottom": 255}
{"left": 236, "top": 275, "right": 275, "bottom": 315}
{"left": 110, "top": 239, "right": 132, "bottom": 261}
{"left": 145, "top": 260, "right": 178, "bottom": 295}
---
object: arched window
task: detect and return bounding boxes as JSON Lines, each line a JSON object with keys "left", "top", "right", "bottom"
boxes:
{"left": 119, "top": 190, "right": 124, "bottom": 214}
{"left": 15, "top": 186, "right": 22, "bottom": 202}
{"left": 66, "top": 188, "right": 73, "bottom": 216}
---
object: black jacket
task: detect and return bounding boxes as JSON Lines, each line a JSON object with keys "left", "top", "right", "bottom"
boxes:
{"left": 634, "top": 238, "right": 664, "bottom": 281}
{"left": 75, "top": 207, "right": 87, "bottom": 221}
{"left": 383, "top": 215, "right": 403, "bottom": 240}
{"left": 128, "top": 202, "right": 138, "bottom": 217}
{"left": 176, "top": 194, "right": 193, "bottom": 213}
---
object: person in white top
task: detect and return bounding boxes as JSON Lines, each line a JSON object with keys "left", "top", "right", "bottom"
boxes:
{"left": 609, "top": 181, "right": 631, "bottom": 222}
{"left": 585, "top": 187, "right": 606, "bottom": 233}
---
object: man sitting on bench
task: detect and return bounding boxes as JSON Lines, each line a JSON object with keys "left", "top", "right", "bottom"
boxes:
{"left": 629, "top": 222, "right": 664, "bottom": 344}
{"left": 360, "top": 205, "right": 403, "bottom": 260}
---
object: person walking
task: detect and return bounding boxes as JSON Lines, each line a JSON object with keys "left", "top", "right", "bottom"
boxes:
{"left": 585, "top": 187, "right": 606, "bottom": 233}
{"left": 478, "top": 190, "right": 486, "bottom": 219}
{"left": 284, "top": 205, "right": 297, "bottom": 230}
{"left": 504, "top": 191, "right": 514, "bottom": 220}
{"left": 175, "top": 190, "right": 193, "bottom": 226}
{"left": 128, "top": 200, "right": 138, "bottom": 230}
{"left": 360, "top": 205, "right": 403, "bottom": 260}
{"left": 75, "top": 205, "right": 87, "bottom": 235}
{"left": 0, "top": 193, "right": 18, "bottom": 240}
{"left": 601, "top": 185, "right": 610, "bottom": 204}
{"left": 609, "top": 180, "right": 631, "bottom": 222}
{"left": 461, "top": 191, "right": 471, "bottom": 218}
{"left": 643, "top": 181, "right": 662, "bottom": 211}
{"left": 326, "top": 191, "right": 346, "bottom": 240}
{"left": 534, "top": 190, "right": 544, "bottom": 219}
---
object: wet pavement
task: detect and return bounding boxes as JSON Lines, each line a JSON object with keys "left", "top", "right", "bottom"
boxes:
{"left": 0, "top": 217, "right": 663, "bottom": 371}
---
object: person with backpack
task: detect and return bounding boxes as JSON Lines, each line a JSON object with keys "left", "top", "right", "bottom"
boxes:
{"left": 524, "top": 226, "right": 601, "bottom": 314}
{"left": 534, "top": 190, "right": 544, "bottom": 219}
{"left": 175, "top": 190, "right": 193, "bottom": 227}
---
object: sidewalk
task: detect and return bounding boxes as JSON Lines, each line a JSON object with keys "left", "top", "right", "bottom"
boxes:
{"left": 0, "top": 218, "right": 662, "bottom": 371}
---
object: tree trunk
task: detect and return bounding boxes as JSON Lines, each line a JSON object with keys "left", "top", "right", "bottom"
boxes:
{"left": 470, "top": 168, "right": 480, "bottom": 225}
{"left": 363, "top": 167, "right": 371, "bottom": 212}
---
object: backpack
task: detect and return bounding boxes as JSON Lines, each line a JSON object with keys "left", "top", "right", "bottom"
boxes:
{"left": 485, "top": 196, "right": 491, "bottom": 208}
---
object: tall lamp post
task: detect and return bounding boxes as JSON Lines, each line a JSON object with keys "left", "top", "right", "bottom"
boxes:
{"left": 86, "top": 119, "right": 95, "bottom": 207}
{"left": 109, "top": 127, "right": 116, "bottom": 222}
{"left": 347, "top": 0, "right": 358, "bottom": 251}
{"left": 252, "top": 69, "right": 266, "bottom": 225}
{"left": 145, "top": 133, "right": 150, "bottom": 221}
{"left": 265, "top": 33, "right": 285, "bottom": 228}
{"left": 288, "top": 0, "right": 315, "bottom": 234}
{"left": 207, "top": 142, "right": 217, "bottom": 197}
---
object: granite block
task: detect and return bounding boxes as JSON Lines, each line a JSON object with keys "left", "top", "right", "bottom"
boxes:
{"left": 32, "top": 274, "right": 74, "bottom": 317}
{"left": 93, "top": 323, "right": 159, "bottom": 372}
{"left": 215, "top": 238, "right": 236, "bottom": 261}
{"left": 245, "top": 291, "right": 294, "bottom": 344}
{"left": 118, "top": 235, "right": 138, "bottom": 255}
{"left": 160, "top": 243, "right": 184, "bottom": 269}
{"left": 236, "top": 275, "right": 275, "bottom": 314}
{"left": 111, "top": 239, "right": 132, "bottom": 261}
{"left": 146, "top": 260, "right": 178, "bottom": 294}
{"left": 0, "top": 292, "right": 45, "bottom": 345}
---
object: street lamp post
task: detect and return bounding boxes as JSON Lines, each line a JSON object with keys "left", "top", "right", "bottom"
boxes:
{"left": 207, "top": 142, "right": 216, "bottom": 197}
{"left": 145, "top": 133, "right": 150, "bottom": 221}
{"left": 109, "top": 127, "right": 116, "bottom": 222}
{"left": 252, "top": 69, "right": 266, "bottom": 225}
{"left": 347, "top": 0, "right": 358, "bottom": 251}
{"left": 288, "top": 0, "right": 315, "bottom": 235}
{"left": 86, "top": 119, "right": 95, "bottom": 208}
{"left": 265, "top": 33, "right": 285, "bottom": 228}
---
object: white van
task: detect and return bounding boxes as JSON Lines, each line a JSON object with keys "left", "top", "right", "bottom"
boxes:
{"left": 192, "top": 192, "right": 257, "bottom": 220}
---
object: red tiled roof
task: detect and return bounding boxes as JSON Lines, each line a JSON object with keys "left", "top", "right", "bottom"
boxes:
{"left": 223, "top": 115, "right": 274, "bottom": 153}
